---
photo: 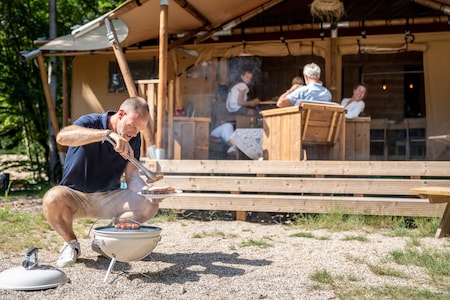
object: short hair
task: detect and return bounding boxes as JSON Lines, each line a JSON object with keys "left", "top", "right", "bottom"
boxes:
{"left": 303, "top": 63, "right": 321, "bottom": 79}
{"left": 120, "top": 96, "right": 149, "bottom": 115}
{"left": 292, "top": 76, "right": 304, "bottom": 85}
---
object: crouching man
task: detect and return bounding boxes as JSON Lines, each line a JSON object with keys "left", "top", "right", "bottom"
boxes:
{"left": 43, "top": 96, "right": 162, "bottom": 267}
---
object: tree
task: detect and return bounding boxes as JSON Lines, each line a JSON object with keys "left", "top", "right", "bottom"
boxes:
{"left": 0, "top": 0, "right": 125, "bottom": 182}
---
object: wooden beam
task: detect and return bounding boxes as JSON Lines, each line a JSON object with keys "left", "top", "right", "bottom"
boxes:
{"left": 411, "top": 0, "right": 450, "bottom": 13}
{"left": 229, "top": 16, "right": 449, "bottom": 36}
{"left": 159, "top": 193, "right": 445, "bottom": 218}
{"left": 62, "top": 56, "right": 69, "bottom": 128}
{"left": 194, "top": 0, "right": 285, "bottom": 44}
{"left": 157, "top": 1, "right": 169, "bottom": 154}
{"left": 36, "top": 54, "right": 63, "bottom": 153}
{"left": 144, "top": 159, "right": 450, "bottom": 177}
{"left": 104, "top": 18, "right": 137, "bottom": 97}
{"left": 172, "top": 0, "right": 211, "bottom": 27}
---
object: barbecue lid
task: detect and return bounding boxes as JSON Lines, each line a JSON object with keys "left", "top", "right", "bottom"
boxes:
{"left": 0, "top": 247, "right": 69, "bottom": 291}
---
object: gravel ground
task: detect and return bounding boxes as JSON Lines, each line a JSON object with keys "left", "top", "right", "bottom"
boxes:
{"left": 1, "top": 210, "right": 450, "bottom": 300}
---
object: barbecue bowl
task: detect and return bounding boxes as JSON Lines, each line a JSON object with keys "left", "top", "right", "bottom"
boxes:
{"left": 92, "top": 225, "right": 162, "bottom": 262}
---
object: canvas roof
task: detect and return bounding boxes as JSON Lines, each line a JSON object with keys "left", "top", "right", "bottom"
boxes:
{"left": 40, "top": 0, "right": 449, "bottom": 52}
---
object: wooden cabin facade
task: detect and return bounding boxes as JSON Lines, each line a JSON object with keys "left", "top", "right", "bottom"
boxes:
{"left": 58, "top": 30, "right": 449, "bottom": 161}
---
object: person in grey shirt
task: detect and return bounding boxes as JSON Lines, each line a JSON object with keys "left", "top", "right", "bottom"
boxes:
{"left": 277, "top": 62, "right": 332, "bottom": 107}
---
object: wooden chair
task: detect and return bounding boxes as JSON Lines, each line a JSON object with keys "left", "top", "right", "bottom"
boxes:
{"left": 391, "top": 119, "right": 408, "bottom": 160}
{"left": 370, "top": 118, "right": 388, "bottom": 160}
{"left": 407, "top": 118, "right": 426, "bottom": 159}
{"left": 260, "top": 102, "right": 346, "bottom": 160}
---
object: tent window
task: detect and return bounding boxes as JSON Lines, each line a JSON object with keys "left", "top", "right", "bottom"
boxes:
{"left": 108, "top": 58, "right": 159, "bottom": 93}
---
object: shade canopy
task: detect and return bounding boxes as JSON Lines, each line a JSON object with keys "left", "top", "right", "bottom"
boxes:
{"left": 39, "top": 0, "right": 448, "bottom": 52}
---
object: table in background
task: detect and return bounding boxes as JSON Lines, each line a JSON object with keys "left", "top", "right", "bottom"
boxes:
{"left": 230, "top": 128, "right": 263, "bottom": 160}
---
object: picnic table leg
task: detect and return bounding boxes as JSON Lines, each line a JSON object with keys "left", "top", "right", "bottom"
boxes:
{"left": 436, "top": 202, "right": 450, "bottom": 238}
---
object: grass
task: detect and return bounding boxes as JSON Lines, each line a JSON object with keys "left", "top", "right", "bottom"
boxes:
{"left": 0, "top": 204, "right": 55, "bottom": 252}
{"left": 1, "top": 194, "right": 449, "bottom": 298}
{"left": 341, "top": 234, "right": 369, "bottom": 242}
{"left": 239, "top": 237, "right": 273, "bottom": 248}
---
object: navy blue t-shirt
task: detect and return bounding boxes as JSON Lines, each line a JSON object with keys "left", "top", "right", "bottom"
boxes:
{"left": 59, "top": 111, "right": 141, "bottom": 192}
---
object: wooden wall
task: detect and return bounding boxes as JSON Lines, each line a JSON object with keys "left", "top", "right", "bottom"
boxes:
{"left": 342, "top": 52, "right": 424, "bottom": 121}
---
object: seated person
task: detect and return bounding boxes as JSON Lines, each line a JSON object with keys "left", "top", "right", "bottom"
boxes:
{"left": 226, "top": 69, "right": 260, "bottom": 116}
{"left": 277, "top": 63, "right": 331, "bottom": 107}
{"left": 291, "top": 76, "right": 305, "bottom": 87}
{"left": 340, "top": 83, "right": 367, "bottom": 119}
{"left": 210, "top": 85, "right": 236, "bottom": 154}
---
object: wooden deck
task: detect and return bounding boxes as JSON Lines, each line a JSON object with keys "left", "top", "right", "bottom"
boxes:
{"left": 143, "top": 159, "right": 450, "bottom": 219}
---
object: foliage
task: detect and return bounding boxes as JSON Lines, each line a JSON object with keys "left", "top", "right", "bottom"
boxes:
{"left": 0, "top": 205, "right": 53, "bottom": 252}
{"left": 0, "top": 0, "right": 125, "bottom": 181}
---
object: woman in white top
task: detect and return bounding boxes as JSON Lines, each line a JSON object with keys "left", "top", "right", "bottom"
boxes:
{"left": 226, "top": 69, "right": 260, "bottom": 116}
{"left": 341, "top": 83, "right": 367, "bottom": 119}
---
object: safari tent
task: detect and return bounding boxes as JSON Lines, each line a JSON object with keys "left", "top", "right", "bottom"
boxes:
{"left": 26, "top": 0, "right": 450, "bottom": 161}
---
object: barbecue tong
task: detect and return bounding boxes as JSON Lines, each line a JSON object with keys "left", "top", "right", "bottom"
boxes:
{"left": 105, "top": 134, "right": 161, "bottom": 182}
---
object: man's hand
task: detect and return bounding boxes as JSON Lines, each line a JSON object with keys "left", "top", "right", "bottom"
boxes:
{"left": 109, "top": 131, "right": 134, "bottom": 160}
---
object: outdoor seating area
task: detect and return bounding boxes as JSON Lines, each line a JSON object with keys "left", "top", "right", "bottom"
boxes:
{"left": 261, "top": 102, "right": 346, "bottom": 160}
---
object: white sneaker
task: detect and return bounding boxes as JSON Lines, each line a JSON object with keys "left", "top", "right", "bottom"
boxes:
{"left": 57, "top": 240, "right": 80, "bottom": 267}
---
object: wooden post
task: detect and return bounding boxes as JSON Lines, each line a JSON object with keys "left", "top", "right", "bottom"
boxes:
{"left": 62, "top": 56, "right": 69, "bottom": 127}
{"left": 156, "top": 0, "right": 169, "bottom": 157}
{"left": 329, "top": 27, "right": 338, "bottom": 101}
{"left": 104, "top": 18, "right": 137, "bottom": 97}
{"left": 36, "top": 54, "right": 64, "bottom": 153}
{"left": 168, "top": 80, "right": 174, "bottom": 159}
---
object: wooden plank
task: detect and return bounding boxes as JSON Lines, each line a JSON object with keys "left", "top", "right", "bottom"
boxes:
{"left": 144, "top": 159, "right": 450, "bottom": 177}
{"left": 159, "top": 176, "right": 450, "bottom": 196}
{"left": 411, "top": 186, "right": 450, "bottom": 203}
{"left": 159, "top": 193, "right": 446, "bottom": 217}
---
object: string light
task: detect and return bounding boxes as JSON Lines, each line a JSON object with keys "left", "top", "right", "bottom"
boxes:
{"left": 382, "top": 79, "right": 387, "bottom": 91}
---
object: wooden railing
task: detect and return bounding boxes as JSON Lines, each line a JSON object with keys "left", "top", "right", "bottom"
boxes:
{"left": 143, "top": 159, "right": 450, "bottom": 220}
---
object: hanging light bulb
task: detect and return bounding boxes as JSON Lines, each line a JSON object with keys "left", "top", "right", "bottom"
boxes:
{"left": 382, "top": 79, "right": 387, "bottom": 91}
{"left": 409, "top": 82, "right": 414, "bottom": 89}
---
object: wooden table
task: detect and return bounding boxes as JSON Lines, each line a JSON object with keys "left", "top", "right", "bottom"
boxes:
{"left": 428, "top": 134, "right": 450, "bottom": 160}
{"left": 229, "top": 128, "right": 263, "bottom": 160}
{"left": 411, "top": 187, "right": 450, "bottom": 238}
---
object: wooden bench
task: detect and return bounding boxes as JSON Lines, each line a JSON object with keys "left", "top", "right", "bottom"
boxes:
{"left": 143, "top": 159, "right": 450, "bottom": 221}
{"left": 411, "top": 187, "right": 450, "bottom": 238}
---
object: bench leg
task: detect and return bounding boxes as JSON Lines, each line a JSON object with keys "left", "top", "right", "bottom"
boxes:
{"left": 436, "top": 202, "right": 450, "bottom": 238}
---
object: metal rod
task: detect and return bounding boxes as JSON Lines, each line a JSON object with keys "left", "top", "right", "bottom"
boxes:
{"left": 103, "top": 256, "right": 117, "bottom": 283}
{"left": 105, "top": 135, "right": 158, "bottom": 181}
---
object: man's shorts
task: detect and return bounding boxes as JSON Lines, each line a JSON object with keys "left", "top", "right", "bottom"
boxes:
{"left": 60, "top": 186, "right": 137, "bottom": 219}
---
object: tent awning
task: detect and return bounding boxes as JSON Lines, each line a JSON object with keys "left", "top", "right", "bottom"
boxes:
{"left": 40, "top": 19, "right": 128, "bottom": 51}
{"left": 38, "top": 0, "right": 272, "bottom": 52}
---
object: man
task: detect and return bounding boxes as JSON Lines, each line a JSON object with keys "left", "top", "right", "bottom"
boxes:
{"left": 42, "top": 96, "right": 162, "bottom": 267}
{"left": 277, "top": 63, "right": 332, "bottom": 107}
